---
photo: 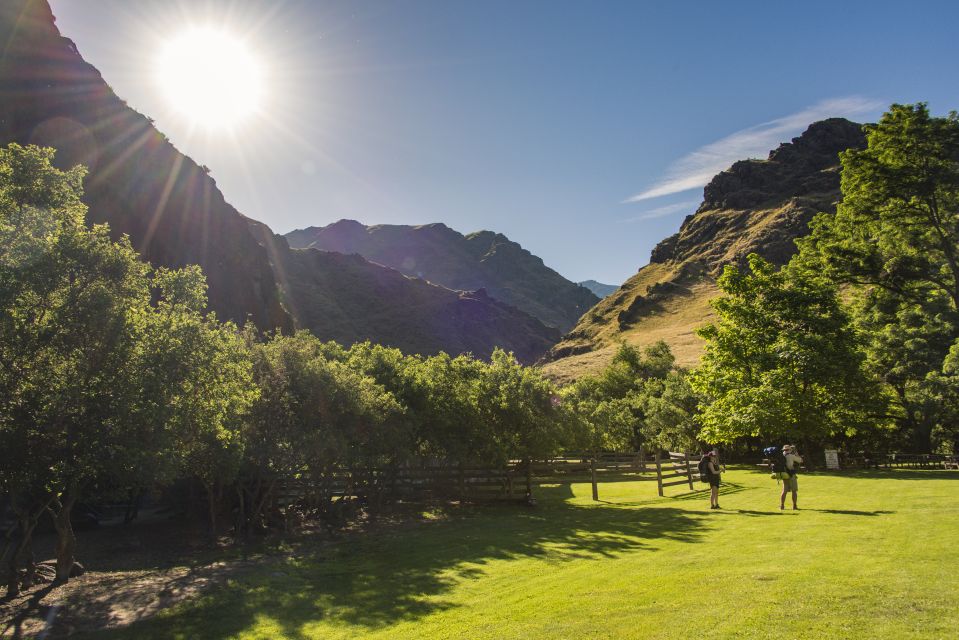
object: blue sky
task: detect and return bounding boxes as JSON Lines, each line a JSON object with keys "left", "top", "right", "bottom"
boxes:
{"left": 48, "top": 0, "right": 959, "bottom": 284}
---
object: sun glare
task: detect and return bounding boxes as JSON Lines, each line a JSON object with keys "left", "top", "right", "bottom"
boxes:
{"left": 156, "top": 27, "right": 264, "bottom": 130}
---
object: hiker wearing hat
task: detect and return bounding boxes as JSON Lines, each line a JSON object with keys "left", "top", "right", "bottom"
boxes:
{"left": 780, "top": 444, "right": 803, "bottom": 510}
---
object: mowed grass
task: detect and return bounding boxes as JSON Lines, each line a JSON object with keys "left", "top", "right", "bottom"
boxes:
{"left": 96, "top": 469, "right": 958, "bottom": 639}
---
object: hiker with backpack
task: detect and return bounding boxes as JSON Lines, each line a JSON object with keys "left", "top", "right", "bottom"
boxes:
{"left": 764, "top": 444, "right": 804, "bottom": 510}
{"left": 699, "top": 449, "right": 725, "bottom": 509}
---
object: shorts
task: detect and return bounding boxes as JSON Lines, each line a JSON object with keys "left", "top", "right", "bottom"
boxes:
{"left": 780, "top": 472, "right": 798, "bottom": 491}
{"left": 708, "top": 475, "right": 720, "bottom": 488}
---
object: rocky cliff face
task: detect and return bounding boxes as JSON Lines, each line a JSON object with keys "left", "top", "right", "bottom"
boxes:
{"left": 0, "top": 0, "right": 292, "bottom": 331}
{"left": 285, "top": 220, "right": 599, "bottom": 332}
{"left": 542, "top": 118, "right": 867, "bottom": 382}
{"left": 0, "top": 0, "right": 562, "bottom": 362}
{"left": 648, "top": 118, "right": 867, "bottom": 270}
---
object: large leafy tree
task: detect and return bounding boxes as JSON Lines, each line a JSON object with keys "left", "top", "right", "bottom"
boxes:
{"left": 796, "top": 103, "right": 959, "bottom": 451}
{"left": 0, "top": 144, "right": 257, "bottom": 589}
{"left": 0, "top": 144, "right": 154, "bottom": 589}
{"left": 691, "top": 255, "right": 881, "bottom": 446}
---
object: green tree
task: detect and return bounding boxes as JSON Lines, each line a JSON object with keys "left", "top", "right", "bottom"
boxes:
{"left": 692, "top": 255, "right": 880, "bottom": 446}
{"left": 635, "top": 370, "right": 701, "bottom": 452}
{"left": 145, "top": 268, "right": 257, "bottom": 541}
{"left": 796, "top": 103, "right": 959, "bottom": 451}
{"left": 0, "top": 144, "right": 150, "bottom": 587}
{"left": 563, "top": 342, "right": 685, "bottom": 456}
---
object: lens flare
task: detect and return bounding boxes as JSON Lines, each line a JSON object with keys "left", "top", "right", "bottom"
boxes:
{"left": 156, "top": 27, "right": 264, "bottom": 130}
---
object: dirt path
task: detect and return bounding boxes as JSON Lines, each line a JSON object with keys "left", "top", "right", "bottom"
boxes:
{"left": 0, "top": 512, "right": 285, "bottom": 639}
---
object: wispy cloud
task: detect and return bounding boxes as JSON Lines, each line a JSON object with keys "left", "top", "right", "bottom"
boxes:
{"left": 624, "top": 96, "right": 885, "bottom": 204}
{"left": 621, "top": 199, "right": 699, "bottom": 223}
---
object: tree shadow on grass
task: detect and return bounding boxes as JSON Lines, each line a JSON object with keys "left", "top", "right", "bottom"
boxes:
{"left": 64, "top": 489, "right": 713, "bottom": 639}
{"left": 705, "top": 507, "right": 895, "bottom": 518}
{"left": 806, "top": 509, "right": 895, "bottom": 516}
{"left": 599, "top": 482, "right": 755, "bottom": 507}
{"left": 822, "top": 469, "right": 959, "bottom": 481}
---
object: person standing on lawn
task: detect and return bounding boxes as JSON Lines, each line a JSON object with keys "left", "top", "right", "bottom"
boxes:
{"left": 780, "top": 444, "right": 803, "bottom": 510}
{"left": 706, "top": 449, "right": 724, "bottom": 509}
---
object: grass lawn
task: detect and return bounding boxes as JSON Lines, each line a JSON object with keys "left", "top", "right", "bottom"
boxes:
{"left": 93, "top": 468, "right": 957, "bottom": 639}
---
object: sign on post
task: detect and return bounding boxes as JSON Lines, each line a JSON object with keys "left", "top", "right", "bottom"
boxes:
{"left": 824, "top": 449, "right": 840, "bottom": 470}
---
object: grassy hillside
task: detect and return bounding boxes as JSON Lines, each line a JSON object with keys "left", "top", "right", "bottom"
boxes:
{"left": 80, "top": 469, "right": 958, "bottom": 639}
{"left": 542, "top": 118, "right": 867, "bottom": 382}
{"left": 285, "top": 220, "right": 599, "bottom": 332}
{"left": 266, "top": 239, "right": 561, "bottom": 364}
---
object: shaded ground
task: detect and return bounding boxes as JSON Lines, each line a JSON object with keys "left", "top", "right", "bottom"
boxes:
{"left": 2, "top": 468, "right": 957, "bottom": 639}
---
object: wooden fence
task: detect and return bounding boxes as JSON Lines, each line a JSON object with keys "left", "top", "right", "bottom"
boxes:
{"left": 276, "top": 464, "right": 529, "bottom": 506}
{"left": 273, "top": 451, "right": 701, "bottom": 507}
{"left": 840, "top": 453, "right": 958, "bottom": 470}
{"left": 534, "top": 451, "right": 697, "bottom": 498}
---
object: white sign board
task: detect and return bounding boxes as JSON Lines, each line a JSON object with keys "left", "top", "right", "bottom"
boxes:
{"left": 824, "top": 449, "right": 840, "bottom": 470}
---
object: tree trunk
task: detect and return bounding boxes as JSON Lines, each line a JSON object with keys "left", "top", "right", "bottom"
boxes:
{"left": 2, "top": 520, "right": 24, "bottom": 599}
{"left": 20, "top": 550, "right": 36, "bottom": 589}
{"left": 234, "top": 484, "right": 246, "bottom": 541}
{"left": 525, "top": 459, "right": 533, "bottom": 501}
{"left": 3, "top": 500, "right": 48, "bottom": 598}
{"left": 590, "top": 457, "right": 599, "bottom": 501}
{"left": 205, "top": 481, "right": 219, "bottom": 544}
{"left": 51, "top": 483, "right": 79, "bottom": 585}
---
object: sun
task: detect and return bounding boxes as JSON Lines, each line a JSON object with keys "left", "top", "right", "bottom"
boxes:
{"left": 156, "top": 27, "right": 264, "bottom": 130}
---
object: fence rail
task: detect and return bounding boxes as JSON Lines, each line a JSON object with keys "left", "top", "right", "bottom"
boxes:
{"left": 272, "top": 451, "right": 703, "bottom": 507}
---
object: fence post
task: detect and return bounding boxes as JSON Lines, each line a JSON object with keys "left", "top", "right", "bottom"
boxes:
{"left": 525, "top": 459, "right": 533, "bottom": 502}
{"left": 655, "top": 452, "right": 663, "bottom": 497}
{"left": 685, "top": 452, "right": 694, "bottom": 490}
{"left": 590, "top": 456, "right": 599, "bottom": 501}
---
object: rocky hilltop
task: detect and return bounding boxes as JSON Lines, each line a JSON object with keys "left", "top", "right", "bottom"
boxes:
{"left": 542, "top": 118, "right": 867, "bottom": 382}
{"left": 0, "top": 0, "right": 560, "bottom": 362}
{"left": 286, "top": 220, "right": 599, "bottom": 332}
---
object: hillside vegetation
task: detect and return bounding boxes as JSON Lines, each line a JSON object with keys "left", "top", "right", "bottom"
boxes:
{"left": 286, "top": 220, "right": 599, "bottom": 332}
{"left": 265, "top": 237, "right": 560, "bottom": 363}
{"left": 542, "top": 118, "right": 867, "bottom": 382}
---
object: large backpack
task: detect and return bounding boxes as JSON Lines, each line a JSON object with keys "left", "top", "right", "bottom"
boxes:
{"left": 697, "top": 456, "right": 711, "bottom": 483}
{"left": 763, "top": 446, "right": 790, "bottom": 475}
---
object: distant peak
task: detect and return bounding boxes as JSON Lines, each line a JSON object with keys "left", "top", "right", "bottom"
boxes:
{"left": 326, "top": 218, "right": 366, "bottom": 229}
{"left": 767, "top": 117, "right": 864, "bottom": 163}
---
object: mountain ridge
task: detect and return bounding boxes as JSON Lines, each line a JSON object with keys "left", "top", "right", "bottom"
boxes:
{"left": 0, "top": 0, "right": 560, "bottom": 363}
{"left": 578, "top": 280, "right": 618, "bottom": 299}
{"left": 285, "top": 219, "right": 599, "bottom": 332}
{"left": 542, "top": 117, "right": 868, "bottom": 382}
